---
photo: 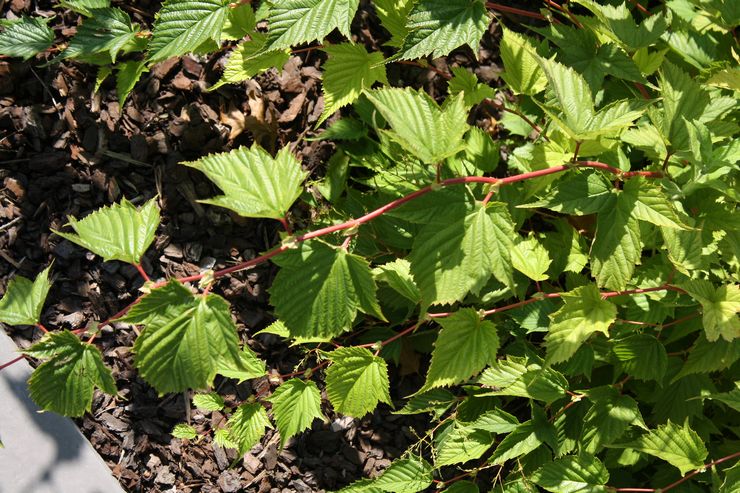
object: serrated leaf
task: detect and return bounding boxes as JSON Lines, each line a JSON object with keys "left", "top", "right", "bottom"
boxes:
{"left": 58, "top": 7, "right": 143, "bottom": 64}
{"left": 706, "top": 386, "right": 740, "bottom": 412}
{"left": 226, "top": 402, "right": 271, "bottom": 454}
{"left": 580, "top": 386, "right": 645, "bottom": 453}
{"left": 116, "top": 59, "right": 148, "bottom": 104}
{"left": 212, "top": 32, "right": 290, "bottom": 89}
{"left": 182, "top": 144, "right": 306, "bottom": 220}
{"left": 373, "top": 0, "right": 414, "bottom": 47}
{"left": 333, "top": 479, "right": 384, "bottom": 493}
{"left": 171, "top": 423, "right": 198, "bottom": 439}
{"left": 53, "top": 197, "right": 159, "bottom": 264}
{"left": 410, "top": 203, "right": 515, "bottom": 306}
{"left": 577, "top": 0, "right": 668, "bottom": 50}
{"left": 270, "top": 240, "right": 384, "bottom": 340}
{"left": 681, "top": 280, "right": 740, "bottom": 342}
{"left": 720, "top": 462, "right": 740, "bottom": 493}
{"left": 479, "top": 357, "right": 569, "bottom": 403}
{"left": 0, "top": 16, "right": 54, "bottom": 61}
{"left": 59, "top": 0, "right": 110, "bottom": 16}
{"left": 613, "top": 334, "right": 667, "bottom": 382}
{"left": 623, "top": 178, "right": 690, "bottom": 230}
{"left": 120, "top": 280, "right": 246, "bottom": 394}
{"left": 24, "top": 331, "right": 117, "bottom": 417}
{"left": 614, "top": 420, "right": 708, "bottom": 475}
{"left": 447, "top": 67, "right": 494, "bottom": 108}
{"left": 213, "top": 427, "right": 238, "bottom": 449}
{"left": 319, "top": 43, "right": 387, "bottom": 125}
{"left": 326, "top": 347, "right": 392, "bottom": 417}
{"left": 268, "top": 379, "right": 324, "bottom": 446}
{"left": 673, "top": 334, "right": 740, "bottom": 381}
{"left": 531, "top": 454, "right": 609, "bottom": 493}
{"left": 591, "top": 191, "right": 641, "bottom": 291}
{"left": 420, "top": 308, "right": 499, "bottom": 392}
{"left": 0, "top": 266, "right": 52, "bottom": 326}
{"left": 365, "top": 87, "right": 468, "bottom": 164}
{"left": 221, "top": 3, "right": 255, "bottom": 41}
{"left": 216, "top": 345, "right": 266, "bottom": 382}
{"left": 659, "top": 62, "right": 710, "bottom": 151}
{"left": 262, "top": 0, "right": 360, "bottom": 51}
{"left": 521, "top": 172, "right": 614, "bottom": 215}
{"left": 499, "top": 27, "right": 547, "bottom": 95}
{"left": 148, "top": 0, "right": 230, "bottom": 63}
{"left": 394, "top": 0, "right": 488, "bottom": 61}
{"left": 394, "top": 388, "right": 456, "bottom": 418}
{"left": 192, "top": 392, "right": 225, "bottom": 411}
{"left": 511, "top": 236, "right": 551, "bottom": 281}
{"left": 373, "top": 259, "right": 421, "bottom": 304}
{"left": 374, "top": 457, "right": 433, "bottom": 493}
{"left": 537, "top": 57, "right": 594, "bottom": 137}
{"left": 545, "top": 284, "right": 617, "bottom": 364}
{"left": 490, "top": 416, "right": 555, "bottom": 465}
{"left": 661, "top": 225, "right": 705, "bottom": 276}
{"left": 442, "top": 481, "right": 479, "bottom": 493}
{"left": 435, "top": 420, "right": 495, "bottom": 467}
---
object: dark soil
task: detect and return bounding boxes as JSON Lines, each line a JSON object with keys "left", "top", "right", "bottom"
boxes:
{"left": 0, "top": 1, "right": 531, "bottom": 491}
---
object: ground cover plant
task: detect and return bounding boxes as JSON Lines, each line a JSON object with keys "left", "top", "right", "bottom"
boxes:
{"left": 0, "top": 0, "right": 739, "bottom": 491}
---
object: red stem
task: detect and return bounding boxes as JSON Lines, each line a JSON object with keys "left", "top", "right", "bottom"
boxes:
{"left": 486, "top": 2, "right": 546, "bottom": 19}
{"left": 36, "top": 323, "right": 48, "bottom": 333}
{"left": 133, "top": 263, "right": 150, "bottom": 282}
{"left": 0, "top": 354, "right": 25, "bottom": 371}
{"left": 278, "top": 217, "right": 293, "bottom": 235}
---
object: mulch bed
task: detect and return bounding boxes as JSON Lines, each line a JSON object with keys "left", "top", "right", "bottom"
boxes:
{"left": 0, "top": 1, "right": 526, "bottom": 491}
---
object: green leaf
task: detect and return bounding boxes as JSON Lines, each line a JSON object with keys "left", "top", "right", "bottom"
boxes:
{"left": 216, "top": 345, "right": 266, "bottom": 382}
{"left": 53, "top": 197, "right": 159, "bottom": 264}
{"left": 420, "top": 308, "right": 499, "bottom": 392}
{"left": 681, "top": 280, "right": 740, "bottom": 342}
{"left": 319, "top": 43, "right": 388, "bottom": 125}
{"left": 211, "top": 32, "right": 290, "bottom": 89}
{"left": 373, "top": 0, "right": 415, "bottom": 47}
{"left": 326, "top": 347, "right": 392, "bottom": 417}
{"left": 624, "top": 178, "right": 690, "bottom": 230}
{"left": 479, "top": 357, "right": 569, "bottom": 404}
{"left": 262, "top": 0, "right": 360, "bottom": 51}
{"left": 490, "top": 416, "right": 555, "bottom": 465}
{"left": 148, "top": 0, "right": 230, "bottom": 63}
{"left": 268, "top": 379, "right": 324, "bottom": 446}
{"left": 171, "top": 423, "right": 198, "bottom": 439}
{"left": 270, "top": 240, "right": 384, "bottom": 340}
{"left": 545, "top": 284, "right": 617, "bottom": 365}
{"left": 435, "top": 420, "right": 495, "bottom": 467}
{"left": 373, "top": 457, "right": 434, "bottom": 493}
{"left": 511, "top": 236, "right": 552, "bottom": 281}
{"left": 537, "top": 57, "right": 594, "bottom": 137}
{"left": 580, "top": 386, "right": 645, "bottom": 453}
{"left": 213, "top": 427, "right": 238, "bottom": 449}
{"left": 661, "top": 225, "right": 705, "bottom": 276}
{"left": 521, "top": 172, "right": 614, "bottom": 215}
{"left": 469, "top": 408, "right": 520, "bottom": 434}
{"left": 221, "top": 3, "right": 255, "bottom": 40}
{"left": 394, "top": 0, "right": 488, "bottom": 61}
{"left": 409, "top": 203, "right": 515, "bottom": 306}
{"left": 365, "top": 87, "right": 468, "bottom": 164}
{"left": 226, "top": 402, "right": 272, "bottom": 454}
{"left": 116, "top": 59, "right": 148, "bottom": 104}
{"left": 531, "top": 454, "right": 609, "bottom": 493}
{"left": 182, "top": 144, "right": 306, "bottom": 220}
{"left": 674, "top": 334, "right": 740, "bottom": 381}
{"left": 394, "top": 388, "right": 456, "bottom": 418}
{"left": 25, "top": 331, "right": 117, "bottom": 417}
{"left": 578, "top": 0, "right": 669, "bottom": 50}
{"left": 442, "top": 481, "right": 479, "bottom": 493}
{"left": 615, "top": 420, "right": 708, "bottom": 475}
{"left": 706, "top": 386, "right": 740, "bottom": 412}
{"left": 613, "top": 334, "right": 668, "bottom": 382}
{"left": 720, "top": 462, "right": 740, "bottom": 493}
{"left": 373, "top": 259, "right": 421, "bottom": 304}
{"left": 192, "top": 392, "right": 225, "bottom": 411}
{"left": 447, "top": 67, "right": 494, "bottom": 108}
{"left": 120, "top": 280, "right": 246, "bottom": 394}
{"left": 59, "top": 0, "right": 110, "bottom": 16}
{"left": 0, "top": 16, "right": 54, "bottom": 61}
{"left": 58, "top": 7, "right": 143, "bottom": 63}
{"left": 499, "top": 27, "right": 547, "bottom": 95}
{"left": 659, "top": 62, "right": 710, "bottom": 151}
{"left": 591, "top": 191, "right": 641, "bottom": 291}
{"left": 0, "top": 266, "right": 52, "bottom": 326}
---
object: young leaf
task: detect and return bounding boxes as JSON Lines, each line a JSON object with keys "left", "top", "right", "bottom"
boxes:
{"left": 420, "top": 308, "right": 499, "bottom": 392}
{"left": 148, "top": 0, "right": 230, "bottom": 63}
{"left": 499, "top": 27, "right": 547, "bottom": 95}
{"left": 681, "top": 280, "right": 740, "bottom": 342}
{"left": 0, "top": 266, "right": 52, "bottom": 326}
{"left": 372, "top": 259, "right": 421, "bottom": 304}
{"left": 373, "top": 0, "right": 415, "bottom": 47}
{"left": 578, "top": 0, "right": 668, "bottom": 50}
{"left": 116, "top": 59, "right": 148, "bottom": 104}
{"left": 326, "top": 347, "right": 392, "bottom": 417}
{"left": 623, "top": 178, "right": 690, "bottom": 230}
{"left": 591, "top": 191, "right": 642, "bottom": 291}
{"left": 226, "top": 402, "right": 272, "bottom": 454}
{"left": 393, "top": 0, "right": 488, "bottom": 61}
{"left": 262, "top": 0, "right": 360, "bottom": 51}
{"left": 580, "top": 386, "right": 645, "bottom": 453}
{"left": 53, "top": 197, "right": 159, "bottom": 264}
{"left": 614, "top": 421, "right": 708, "bottom": 475}
{"left": 270, "top": 240, "right": 384, "bottom": 340}
{"left": 447, "top": 67, "right": 494, "bottom": 108}
{"left": 435, "top": 421, "right": 495, "bottom": 467}
{"left": 120, "top": 280, "right": 246, "bottom": 394}
{"left": 490, "top": 416, "right": 556, "bottom": 465}
{"left": 211, "top": 32, "right": 290, "bottom": 89}
{"left": 192, "top": 392, "right": 225, "bottom": 411}
{"left": 0, "top": 16, "right": 54, "bottom": 61}
{"left": 613, "top": 334, "right": 667, "bottom": 381}
{"left": 531, "top": 454, "right": 609, "bottom": 493}
{"left": 373, "top": 457, "right": 434, "bottom": 493}
{"left": 25, "top": 331, "right": 117, "bottom": 417}
{"left": 171, "top": 423, "right": 198, "bottom": 439}
{"left": 221, "top": 2, "right": 255, "bottom": 40}
{"left": 545, "top": 284, "right": 617, "bottom": 364}
{"left": 511, "top": 236, "right": 552, "bottom": 281}
{"left": 479, "top": 358, "right": 569, "bottom": 404}
{"left": 319, "top": 43, "right": 388, "bottom": 124}
{"left": 409, "top": 203, "right": 515, "bottom": 307}
{"left": 58, "top": 7, "right": 144, "bottom": 63}
{"left": 268, "top": 379, "right": 324, "bottom": 446}
{"left": 365, "top": 87, "right": 468, "bottom": 165}
{"left": 216, "top": 345, "right": 267, "bottom": 382}
{"left": 182, "top": 145, "right": 306, "bottom": 220}
{"left": 659, "top": 62, "right": 710, "bottom": 151}
{"left": 537, "top": 57, "right": 594, "bottom": 137}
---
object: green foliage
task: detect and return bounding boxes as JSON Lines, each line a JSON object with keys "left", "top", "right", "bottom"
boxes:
{"left": 268, "top": 379, "right": 324, "bottom": 446}
{"left": 225, "top": 402, "right": 272, "bottom": 454}
{"left": 325, "top": 347, "right": 392, "bottom": 417}
{"left": 212, "top": 32, "right": 290, "bottom": 89}
{"left": 0, "top": 16, "right": 54, "bottom": 60}
{"left": 171, "top": 423, "right": 198, "bottom": 439}
{"left": 192, "top": 392, "right": 225, "bottom": 411}
{"left": 530, "top": 454, "right": 609, "bottom": 492}
{"left": 58, "top": 7, "right": 145, "bottom": 64}
{"left": 0, "top": 266, "right": 52, "bottom": 326}
{"left": 262, "top": 0, "right": 360, "bottom": 51}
